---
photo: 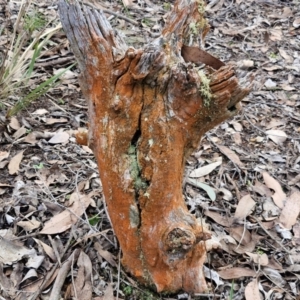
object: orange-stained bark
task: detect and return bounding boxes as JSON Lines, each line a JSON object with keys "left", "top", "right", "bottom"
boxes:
{"left": 59, "top": 0, "right": 252, "bottom": 293}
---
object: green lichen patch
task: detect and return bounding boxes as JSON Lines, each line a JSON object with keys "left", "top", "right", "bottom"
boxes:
{"left": 197, "top": 70, "right": 212, "bottom": 107}
{"left": 128, "top": 145, "right": 148, "bottom": 192}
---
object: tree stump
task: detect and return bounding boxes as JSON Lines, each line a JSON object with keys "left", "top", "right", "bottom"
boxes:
{"left": 59, "top": 0, "right": 252, "bottom": 293}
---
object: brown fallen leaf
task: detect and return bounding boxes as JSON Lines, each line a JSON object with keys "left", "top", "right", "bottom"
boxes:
{"left": 262, "top": 172, "right": 286, "bottom": 208}
{"left": 102, "top": 282, "right": 114, "bottom": 300}
{"left": 13, "top": 126, "right": 27, "bottom": 139}
{"left": 0, "top": 151, "right": 9, "bottom": 162}
{"left": 245, "top": 278, "right": 261, "bottom": 300}
{"left": 9, "top": 116, "right": 20, "bottom": 130}
{"left": 24, "top": 132, "right": 37, "bottom": 144}
{"left": 33, "top": 238, "right": 56, "bottom": 262}
{"left": 205, "top": 210, "right": 232, "bottom": 227}
{"left": 0, "top": 237, "right": 36, "bottom": 265}
{"left": 252, "top": 180, "right": 272, "bottom": 197}
{"left": 227, "top": 227, "right": 256, "bottom": 254}
{"left": 278, "top": 191, "right": 300, "bottom": 229}
{"left": 94, "top": 242, "right": 117, "bottom": 267}
{"left": 189, "top": 159, "right": 222, "bottom": 178}
{"left": 45, "top": 118, "right": 68, "bottom": 125}
{"left": 234, "top": 195, "right": 256, "bottom": 220}
{"left": 266, "top": 129, "right": 287, "bottom": 144}
{"left": 48, "top": 131, "right": 70, "bottom": 144}
{"left": 72, "top": 251, "right": 93, "bottom": 300}
{"left": 218, "top": 267, "right": 256, "bottom": 279}
{"left": 40, "top": 192, "right": 92, "bottom": 234}
{"left": 17, "top": 217, "right": 41, "bottom": 232}
{"left": 8, "top": 150, "right": 25, "bottom": 175}
{"left": 216, "top": 145, "right": 244, "bottom": 168}
{"left": 246, "top": 252, "right": 269, "bottom": 266}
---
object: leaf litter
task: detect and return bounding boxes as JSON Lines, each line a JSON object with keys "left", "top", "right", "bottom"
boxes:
{"left": 0, "top": 0, "right": 299, "bottom": 299}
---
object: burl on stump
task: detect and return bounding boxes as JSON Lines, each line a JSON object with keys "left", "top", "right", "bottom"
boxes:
{"left": 59, "top": 0, "right": 252, "bottom": 294}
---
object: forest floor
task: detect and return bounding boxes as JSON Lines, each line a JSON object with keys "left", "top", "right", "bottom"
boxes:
{"left": 0, "top": 0, "right": 300, "bottom": 299}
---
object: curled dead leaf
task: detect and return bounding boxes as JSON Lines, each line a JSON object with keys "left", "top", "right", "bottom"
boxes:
{"left": 189, "top": 159, "right": 222, "bottom": 178}
{"left": 216, "top": 145, "right": 244, "bottom": 168}
{"left": 48, "top": 131, "right": 70, "bottom": 144}
{"left": 266, "top": 129, "right": 287, "bottom": 144}
{"left": 8, "top": 150, "right": 25, "bottom": 175}
{"left": 234, "top": 195, "right": 256, "bottom": 220}
{"left": 40, "top": 192, "right": 92, "bottom": 234}
{"left": 262, "top": 172, "right": 286, "bottom": 208}
{"left": 245, "top": 279, "right": 261, "bottom": 300}
{"left": 278, "top": 191, "right": 300, "bottom": 229}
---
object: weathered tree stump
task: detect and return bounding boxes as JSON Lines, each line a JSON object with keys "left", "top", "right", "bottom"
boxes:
{"left": 59, "top": 0, "right": 252, "bottom": 293}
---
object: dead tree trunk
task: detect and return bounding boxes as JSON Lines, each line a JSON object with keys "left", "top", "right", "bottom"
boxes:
{"left": 59, "top": 0, "right": 252, "bottom": 293}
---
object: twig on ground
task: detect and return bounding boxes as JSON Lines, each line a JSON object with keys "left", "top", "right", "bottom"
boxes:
{"left": 49, "top": 249, "right": 81, "bottom": 300}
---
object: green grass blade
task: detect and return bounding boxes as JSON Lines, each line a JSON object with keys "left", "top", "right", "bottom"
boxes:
{"left": 7, "top": 63, "right": 76, "bottom": 117}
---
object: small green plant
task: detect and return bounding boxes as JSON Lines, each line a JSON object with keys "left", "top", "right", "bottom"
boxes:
{"left": 256, "top": 248, "right": 264, "bottom": 255}
{"left": 24, "top": 10, "right": 47, "bottom": 33}
{"left": 269, "top": 52, "right": 278, "bottom": 59}
{"left": 229, "top": 280, "right": 235, "bottom": 300}
{"left": 163, "top": 2, "right": 172, "bottom": 11}
{"left": 141, "top": 18, "right": 152, "bottom": 27}
{"left": 88, "top": 215, "right": 100, "bottom": 226}
{"left": 122, "top": 285, "right": 133, "bottom": 296}
{"left": 33, "top": 162, "right": 44, "bottom": 169}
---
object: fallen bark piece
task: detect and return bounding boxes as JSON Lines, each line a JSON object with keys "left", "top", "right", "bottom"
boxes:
{"left": 59, "top": 0, "right": 252, "bottom": 293}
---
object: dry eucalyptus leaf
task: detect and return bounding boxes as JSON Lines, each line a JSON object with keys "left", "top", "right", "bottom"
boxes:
{"left": 33, "top": 238, "right": 56, "bottom": 262}
{"left": 245, "top": 279, "right": 261, "bottom": 300}
{"left": 94, "top": 242, "right": 117, "bottom": 267}
{"left": 216, "top": 145, "right": 244, "bottom": 168}
{"left": 219, "top": 188, "right": 233, "bottom": 201}
{"left": 40, "top": 192, "right": 92, "bottom": 234}
{"left": 264, "top": 79, "right": 277, "bottom": 89}
{"left": 48, "top": 131, "right": 70, "bottom": 144}
{"left": 189, "top": 160, "right": 222, "bottom": 178}
{"left": 17, "top": 217, "right": 41, "bottom": 232}
{"left": 102, "top": 282, "right": 114, "bottom": 300}
{"left": 45, "top": 118, "right": 68, "bottom": 125}
{"left": 122, "top": 0, "right": 134, "bottom": 6}
{"left": 9, "top": 117, "right": 20, "bottom": 130}
{"left": 8, "top": 150, "right": 25, "bottom": 175}
{"left": 230, "top": 121, "right": 243, "bottom": 132}
{"left": 278, "top": 48, "right": 293, "bottom": 64}
{"left": 293, "top": 17, "right": 300, "bottom": 28}
{"left": 24, "top": 132, "right": 37, "bottom": 144}
{"left": 246, "top": 252, "right": 269, "bottom": 266}
{"left": 262, "top": 172, "right": 286, "bottom": 208}
{"left": 32, "top": 108, "right": 49, "bottom": 115}
{"left": 73, "top": 251, "right": 93, "bottom": 300}
{"left": 204, "top": 210, "right": 232, "bottom": 227}
{"left": 235, "top": 195, "right": 256, "bottom": 220}
{"left": 266, "top": 129, "right": 287, "bottom": 144}
{"left": 13, "top": 126, "right": 27, "bottom": 139}
{"left": 263, "top": 268, "right": 286, "bottom": 287}
{"left": 0, "top": 237, "right": 36, "bottom": 265}
{"left": 278, "top": 191, "right": 300, "bottom": 229}
{"left": 0, "top": 151, "right": 9, "bottom": 162}
{"left": 218, "top": 267, "right": 256, "bottom": 279}
{"left": 252, "top": 180, "right": 272, "bottom": 197}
